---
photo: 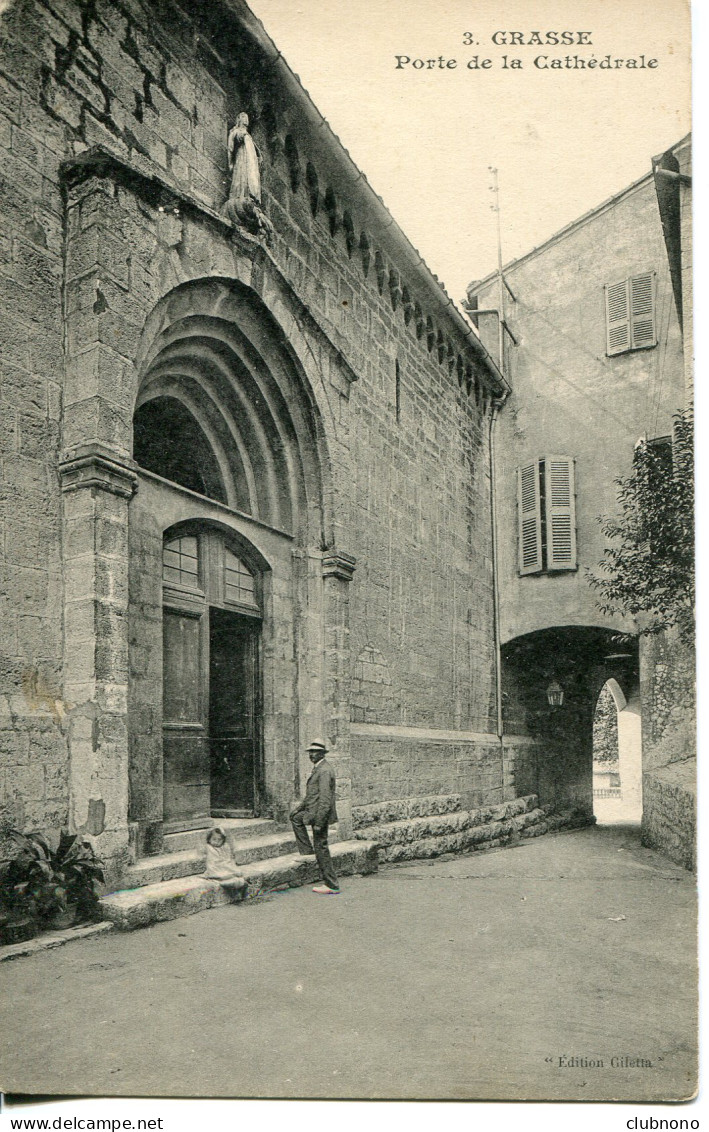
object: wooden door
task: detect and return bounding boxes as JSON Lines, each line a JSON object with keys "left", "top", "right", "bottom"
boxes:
{"left": 209, "top": 608, "right": 259, "bottom": 815}
{"left": 162, "top": 607, "right": 210, "bottom": 827}
{"left": 161, "top": 527, "right": 262, "bottom": 827}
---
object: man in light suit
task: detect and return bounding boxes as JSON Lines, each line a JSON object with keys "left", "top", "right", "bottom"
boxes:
{"left": 290, "top": 739, "right": 340, "bottom": 894}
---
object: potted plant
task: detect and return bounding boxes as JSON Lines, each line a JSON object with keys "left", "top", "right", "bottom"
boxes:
{"left": 0, "top": 829, "right": 105, "bottom": 941}
{"left": 0, "top": 881, "right": 39, "bottom": 947}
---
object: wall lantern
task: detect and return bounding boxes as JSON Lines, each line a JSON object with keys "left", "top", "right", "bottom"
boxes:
{"left": 546, "top": 679, "right": 564, "bottom": 707}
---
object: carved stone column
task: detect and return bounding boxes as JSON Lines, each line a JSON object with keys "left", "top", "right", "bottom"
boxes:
{"left": 322, "top": 551, "right": 356, "bottom": 839}
{"left": 60, "top": 444, "right": 137, "bottom": 884}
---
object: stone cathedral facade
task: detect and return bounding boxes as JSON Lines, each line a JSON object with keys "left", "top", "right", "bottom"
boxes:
{"left": 3, "top": 0, "right": 567, "bottom": 891}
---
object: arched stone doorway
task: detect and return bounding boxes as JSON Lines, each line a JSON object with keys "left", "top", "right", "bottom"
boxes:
{"left": 126, "top": 278, "right": 339, "bottom": 858}
{"left": 592, "top": 678, "right": 642, "bottom": 825}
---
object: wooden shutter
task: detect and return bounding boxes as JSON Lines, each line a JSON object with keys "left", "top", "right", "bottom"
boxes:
{"left": 517, "top": 461, "right": 542, "bottom": 575}
{"left": 605, "top": 280, "right": 630, "bottom": 355}
{"left": 544, "top": 456, "right": 577, "bottom": 571}
{"left": 630, "top": 271, "right": 656, "bottom": 349}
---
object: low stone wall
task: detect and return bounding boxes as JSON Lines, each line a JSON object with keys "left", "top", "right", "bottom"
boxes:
{"left": 353, "top": 793, "right": 463, "bottom": 828}
{"left": 354, "top": 792, "right": 588, "bottom": 863}
{"left": 642, "top": 761, "right": 696, "bottom": 871}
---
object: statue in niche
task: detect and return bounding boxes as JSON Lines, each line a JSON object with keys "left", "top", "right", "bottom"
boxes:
{"left": 222, "top": 112, "right": 274, "bottom": 241}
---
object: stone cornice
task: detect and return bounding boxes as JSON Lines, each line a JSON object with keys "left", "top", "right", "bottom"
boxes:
{"left": 322, "top": 551, "right": 357, "bottom": 582}
{"left": 59, "top": 445, "right": 138, "bottom": 499}
{"left": 61, "top": 147, "right": 233, "bottom": 236}
{"left": 59, "top": 147, "right": 359, "bottom": 388}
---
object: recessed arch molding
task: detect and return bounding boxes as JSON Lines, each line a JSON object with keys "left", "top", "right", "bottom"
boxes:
{"left": 134, "top": 278, "right": 330, "bottom": 543}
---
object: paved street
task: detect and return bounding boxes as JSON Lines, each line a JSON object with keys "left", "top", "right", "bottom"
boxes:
{"left": 0, "top": 824, "right": 697, "bottom": 1102}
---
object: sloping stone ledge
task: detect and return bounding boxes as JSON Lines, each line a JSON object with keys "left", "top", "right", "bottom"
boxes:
{"left": 380, "top": 807, "right": 587, "bottom": 863}
{"left": 0, "top": 921, "right": 114, "bottom": 963}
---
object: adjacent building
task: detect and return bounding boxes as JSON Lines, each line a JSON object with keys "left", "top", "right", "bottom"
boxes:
{"left": 640, "top": 135, "right": 694, "bottom": 867}
{"left": 467, "top": 143, "right": 693, "bottom": 865}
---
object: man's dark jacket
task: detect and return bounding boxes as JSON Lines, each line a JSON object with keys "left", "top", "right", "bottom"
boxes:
{"left": 293, "top": 757, "right": 338, "bottom": 828}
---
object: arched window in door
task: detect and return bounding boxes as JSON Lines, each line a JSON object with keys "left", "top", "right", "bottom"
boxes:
{"left": 223, "top": 548, "right": 259, "bottom": 613}
{"left": 161, "top": 526, "right": 264, "bottom": 829}
{"left": 162, "top": 535, "right": 200, "bottom": 590}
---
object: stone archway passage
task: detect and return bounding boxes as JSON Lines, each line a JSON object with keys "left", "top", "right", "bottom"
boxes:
{"left": 501, "top": 626, "right": 640, "bottom": 819}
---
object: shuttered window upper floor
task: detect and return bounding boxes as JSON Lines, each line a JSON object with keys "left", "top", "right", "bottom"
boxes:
{"left": 604, "top": 271, "right": 657, "bottom": 355}
{"left": 517, "top": 457, "right": 577, "bottom": 575}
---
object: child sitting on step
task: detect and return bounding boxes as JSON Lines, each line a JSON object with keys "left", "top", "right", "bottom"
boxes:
{"left": 203, "top": 826, "right": 248, "bottom": 899}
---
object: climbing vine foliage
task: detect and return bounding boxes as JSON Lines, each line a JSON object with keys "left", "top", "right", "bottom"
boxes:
{"left": 587, "top": 411, "right": 694, "bottom": 643}
{"left": 592, "top": 684, "right": 620, "bottom": 766}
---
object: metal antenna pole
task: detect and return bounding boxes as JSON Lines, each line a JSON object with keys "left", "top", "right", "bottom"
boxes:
{"left": 488, "top": 166, "right": 505, "bottom": 371}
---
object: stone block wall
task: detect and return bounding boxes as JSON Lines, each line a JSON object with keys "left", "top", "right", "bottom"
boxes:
{"left": 642, "top": 762, "right": 695, "bottom": 871}
{"left": 0, "top": 0, "right": 68, "bottom": 839}
{"left": 640, "top": 630, "right": 695, "bottom": 869}
{"left": 501, "top": 736, "right": 540, "bottom": 802}
{"left": 349, "top": 728, "right": 503, "bottom": 810}
{"left": 125, "top": 491, "right": 163, "bottom": 856}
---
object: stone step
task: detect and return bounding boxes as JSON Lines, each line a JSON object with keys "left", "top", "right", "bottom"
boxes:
{"left": 519, "top": 808, "right": 589, "bottom": 840}
{"left": 353, "top": 793, "right": 463, "bottom": 829}
{"left": 125, "top": 848, "right": 206, "bottom": 888}
{"left": 353, "top": 794, "right": 539, "bottom": 846}
{"left": 231, "top": 829, "right": 302, "bottom": 864}
{"left": 127, "top": 824, "right": 342, "bottom": 888}
{"left": 129, "top": 831, "right": 301, "bottom": 886}
{"left": 162, "top": 817, "right": 279, "bottom": 854}
{"left": 101, "top": 840, "right": 379, "bottom": 930}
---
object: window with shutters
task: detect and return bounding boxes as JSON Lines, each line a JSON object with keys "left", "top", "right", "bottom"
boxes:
{"left": 604, "top": 271, "right": 657, "bottom": 356}
{"left": 518, "top": 461, "right": 543, "bottom": 575}
{"left": 517, "top": 457, "right": 577, "bottom": 575}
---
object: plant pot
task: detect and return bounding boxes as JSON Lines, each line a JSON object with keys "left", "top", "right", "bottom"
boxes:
{"left": 0, "top": 915, "right": 38, "bottom": 946}
{"left": 48, "top": 903, "right": 78, "bottom": 931}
